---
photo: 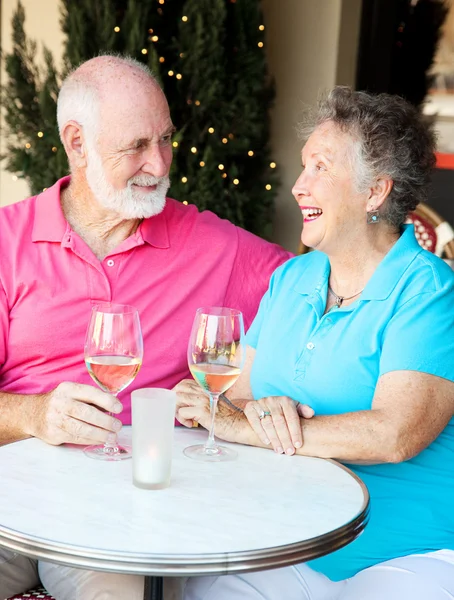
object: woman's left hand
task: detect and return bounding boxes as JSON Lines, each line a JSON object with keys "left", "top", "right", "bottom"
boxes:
{"left": 244, "top": 396, "right": 314, "bottom": 455}
{"left": 174, "top": 379, "right": 246, "bottom": 443}
{"left": 174, "top": 379, "right": 212, "bottom": 429}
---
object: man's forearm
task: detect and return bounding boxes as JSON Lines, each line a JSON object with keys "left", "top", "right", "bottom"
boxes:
{"left": 0, "top": 391, "right": 38, "bottom": 445}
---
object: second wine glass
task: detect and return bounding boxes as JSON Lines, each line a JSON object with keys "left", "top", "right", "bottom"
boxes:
{"left": 184, "top": 306, "right": 245, "bottom": 462}
{"left": 84, "top": 303, "right": 143, "bottom": 461}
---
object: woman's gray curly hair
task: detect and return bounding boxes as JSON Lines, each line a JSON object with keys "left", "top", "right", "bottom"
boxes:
{"left": 298, "top": 86, "right": 437, "bottom": 229}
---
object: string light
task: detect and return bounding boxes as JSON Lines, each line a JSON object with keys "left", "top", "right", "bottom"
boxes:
{"left": 25, "top": 143, "right": 31, "bottom": 149}
{"left": 37, "top": 132, "right": 44, "bottom": 138}
{"left": 222, "top": 138, "right": 228, "bottom": 144}
{"left": 148, "top": 28, "right": 154, "bottom": 34}
{"left": 208, "top": 127, "right": 215, "bottom": 134}
{"left": 179, "top": 53, "right": 185, "bottom": 58}
{"left": 114, "top": 26, "right": 120, "bottom": 32}
{"left": 168, "top": 70, "right": 174, "bottom": 76}
{"left": 159, "top": 0, "right": 165, "bottom": 3}
{"left": 183, "top": 201, "right": 188, "bottom": 205}
{"left": 195, "top": 100, "right": 201, "bottom": 106}
{"left": 172, "top": 141, "right": 179, "bottom": 148}
{"left": 43, "top": 188, "right": 47, "bottom": 192}
{"left": 218, "top": 164, "right": 225, "bottom": 170}
{"left": 159, "top": 57, "right": 165, "bottom": 63}
{"left": 259, "top": 25, "right": 265, "bottom": 31}
{"left": 258, "top": 42, "right": 264, "bottom": 48}
{"left": 12, "top": 175, "right": 18, "bottom": 181}
{"left": 181, "top": 176, "right": 188, "bottom": 183}
{"left": 176, "top": 73, "right": 182, "bottom": 80}
{"left": 248, "top": 150, "right": 254, "bottom": 156}
{"left": 151, "top": 35, "right": 159, "bottom": 42}
{"left": 222, "top": 173, "right": 227, "bottom": 179}
{"left": 182, "top": 15, "right": 188, "bottom": 22}
{"left": 265, "top": 184, "right": 272, "bottom": 190}
{"left": 141, "top": 49, "right": 148, "bottom": 55}
{"left": 228, "top": 133, "right": 234, "bottom": 140}
{"left": 233, "top": 179, "right": 239, "bottom": 185}
{"left": 199, "top": 161, "right": 205, "bottom": 167}
{"left": 52, "top": 147, "right": 58, "bottom": 152}
{"left": 191, "top": 147, "right": 197, "bottom": 153}
{"left": 270, "top": 162, "right": 276, "bottom": 168}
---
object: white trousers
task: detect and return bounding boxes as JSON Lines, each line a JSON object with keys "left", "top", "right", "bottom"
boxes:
{"left": 184, "top": 552, "right": 454, "bottom": 600}
{"left": 0, "top": 549, "right": 184, "bottom": 600}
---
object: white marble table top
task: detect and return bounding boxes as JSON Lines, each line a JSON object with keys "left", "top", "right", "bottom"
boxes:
{"left": 0, "top": 428, "right": 369, "bottom": 576}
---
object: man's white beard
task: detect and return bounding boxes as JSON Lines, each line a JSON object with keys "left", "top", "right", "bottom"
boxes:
{"left": 85, "top": 144, "right": 170, "bottom": 219}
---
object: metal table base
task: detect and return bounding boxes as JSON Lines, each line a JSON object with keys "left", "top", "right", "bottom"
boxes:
{"left": 144, "top": 575, "right": 164, "bottom": 600}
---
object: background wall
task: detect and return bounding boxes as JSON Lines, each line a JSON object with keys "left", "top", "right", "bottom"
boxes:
{"left": 0, "top": 0, "right": 361, "bottom": 251}
{"left": 0, "top": 0, "right": 65, "bottom": 207}
{"left": 262, "top": 0, "right": 361, "bottom": 250}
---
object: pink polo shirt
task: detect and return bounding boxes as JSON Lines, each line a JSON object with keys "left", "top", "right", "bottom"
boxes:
{"left": 0, "top": 177, "right": 292, "bottom": 424}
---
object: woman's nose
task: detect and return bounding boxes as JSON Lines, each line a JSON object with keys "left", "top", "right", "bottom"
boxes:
{"left": 292, "top": 170, "right": 309, "bottom": 200}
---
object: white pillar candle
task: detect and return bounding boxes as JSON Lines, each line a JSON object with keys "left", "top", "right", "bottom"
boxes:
{"left": 131, "top": 388, "right": 177, "bottom": 490}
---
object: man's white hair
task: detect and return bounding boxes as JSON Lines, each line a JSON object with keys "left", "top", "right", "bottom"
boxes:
{"left": 56, "top": 54, "right": 156, "bottom": 147}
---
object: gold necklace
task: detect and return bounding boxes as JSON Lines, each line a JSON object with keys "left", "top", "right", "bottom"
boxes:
{"left": 328, "top": 285, "right": 365, "bottom": 309}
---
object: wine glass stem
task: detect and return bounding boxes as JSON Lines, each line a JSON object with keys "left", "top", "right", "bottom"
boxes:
{"left": 204, "top": 392, "right": 220, "bottom": 451}
{"left": 104, "top": 394, "right": 119, "bottom": 454}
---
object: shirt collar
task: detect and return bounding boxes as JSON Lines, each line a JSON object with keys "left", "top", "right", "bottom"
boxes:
{"left": 361, "top": 224, "right": 422, "bottom": 300}
{"left": 138, "top": 204, "right": 170, "bottom": 249}
{"left": 32, "top": 176, "right": 71, "bottom": 242}
{"left": 32, "top": 176, "right": 170, "bottom": 249}
{"left": 293, "top": 224, "right": 422, "bottom": 301}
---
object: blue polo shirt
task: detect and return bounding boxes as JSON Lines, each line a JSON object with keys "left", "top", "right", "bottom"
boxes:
{"left": 246, "top": 225, "right": 454, "bottom": 581}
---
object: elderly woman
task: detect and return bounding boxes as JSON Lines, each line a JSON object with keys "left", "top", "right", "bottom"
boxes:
{"left": 176, "top": 87, "right": 454, "bottom": 600}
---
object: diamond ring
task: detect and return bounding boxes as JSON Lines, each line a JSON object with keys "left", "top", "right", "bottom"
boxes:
{"left": 258, "top": 409, "right": 271, "bottom": 420}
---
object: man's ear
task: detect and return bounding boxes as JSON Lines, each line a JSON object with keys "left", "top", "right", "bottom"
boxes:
{"left": 367, "top": 177, "right": 393, "bottom": 213}
{"left": 60, "top": 121, "right": 88, "bottom": 168}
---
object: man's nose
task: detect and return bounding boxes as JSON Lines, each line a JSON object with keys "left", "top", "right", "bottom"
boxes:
{"left": 142, "top": 145, "right": 170, "bottom": 179}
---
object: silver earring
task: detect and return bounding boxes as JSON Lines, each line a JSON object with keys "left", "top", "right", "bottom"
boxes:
{"left": 367, "top": 209, "right": 380, "bottom": 224}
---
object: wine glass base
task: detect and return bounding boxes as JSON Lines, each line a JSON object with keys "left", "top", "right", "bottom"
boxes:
{"left": 183, "top": 444, "right": 237, "bottom": 462}
{"left": 84, "top": 444, "right": 132, "bottom": 461}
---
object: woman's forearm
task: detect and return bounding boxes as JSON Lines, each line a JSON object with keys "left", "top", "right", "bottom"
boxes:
{"left": 297, "top": 410, "right": 403, "bottom": 463}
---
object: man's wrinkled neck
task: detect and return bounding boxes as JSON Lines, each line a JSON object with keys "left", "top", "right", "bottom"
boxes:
{"left": 60, "top": 174, "right": 141, "bottom": 261}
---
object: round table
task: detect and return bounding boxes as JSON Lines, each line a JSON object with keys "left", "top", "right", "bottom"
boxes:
{"left": 0, "top": 428, "right": 369, "bottom": 598}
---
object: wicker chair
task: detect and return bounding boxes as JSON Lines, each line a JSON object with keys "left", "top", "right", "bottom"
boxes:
{"left": 298, "top": 202, "right": 454, "bottom": 259}
{"left": 6, "top": 587, "right": 55, "bottom": 599}
{"left": 406, "top": 202, "right": 454, "bottom": 259}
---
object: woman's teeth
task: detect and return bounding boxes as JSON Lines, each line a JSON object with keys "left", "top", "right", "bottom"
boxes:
{"left": 301, "top": 208, "right": 322, "bottom": 221}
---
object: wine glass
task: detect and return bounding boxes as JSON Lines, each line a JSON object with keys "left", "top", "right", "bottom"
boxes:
{"left": 184, "top": 306, "right": 245, "bottom": 462}
{"left": 84, "top": 303, "right": 143, "bottom": 461}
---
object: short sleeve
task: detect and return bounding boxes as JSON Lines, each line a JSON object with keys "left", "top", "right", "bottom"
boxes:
{"left": 245, "top": 286, "right": 271, "bottom": 349}
{"left": 223, "top": 228, "right": 292, "bottom": 332}
{"left": 379, "top": 285, "right": 454, "bottom": 382}
{"left": 0, "top": 282, "right": 8, "bottom": 369}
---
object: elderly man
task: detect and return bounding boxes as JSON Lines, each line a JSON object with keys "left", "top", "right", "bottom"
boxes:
{"left": 0, "top": 55, "right": 291, "bottom": 599}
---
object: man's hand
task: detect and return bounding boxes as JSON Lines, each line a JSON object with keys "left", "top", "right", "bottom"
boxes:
{"left": 244, "top": 396, "right": 314, "bottom": 455}
{"left": 27, "top": 382, "right": 123, "bottom": 446}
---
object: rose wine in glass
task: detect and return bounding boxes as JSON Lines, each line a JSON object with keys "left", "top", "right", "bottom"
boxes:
{"left": 84, "top": 303, "right": 143, "bottom": 461}
{"left": 184, "top": 306, "right": 245, "bottom": 462}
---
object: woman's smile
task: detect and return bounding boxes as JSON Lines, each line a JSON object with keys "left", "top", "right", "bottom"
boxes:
{"left": 300, "top": 206, "right": 323, "bottom": 223}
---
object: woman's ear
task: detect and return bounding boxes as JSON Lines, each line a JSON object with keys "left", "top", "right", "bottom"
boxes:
{"left": 367, "top": 177, "right": 393, "bottom": 212}
{"left": 60, "top": 121, "right": 88, "bottom": 169}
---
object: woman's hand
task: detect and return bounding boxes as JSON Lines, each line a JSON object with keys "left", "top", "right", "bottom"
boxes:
{"left": 244, "top": 396, "right": 314, "bottom": 455}
{"left": 174, "top": 379, "right": 247, "bottom": 443}
{"left": 174, "top": 379, "right": 212, "bottom": 429}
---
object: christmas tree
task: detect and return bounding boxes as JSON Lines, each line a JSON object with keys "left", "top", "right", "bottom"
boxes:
{"left": 2, "top": 0, "right": 279, "bottom": 239}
